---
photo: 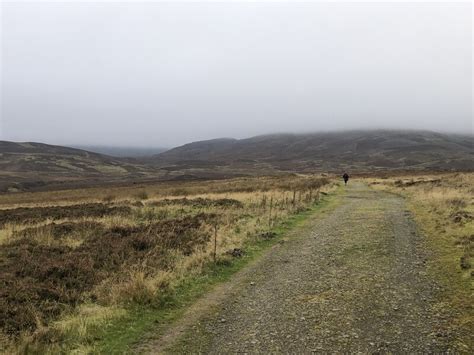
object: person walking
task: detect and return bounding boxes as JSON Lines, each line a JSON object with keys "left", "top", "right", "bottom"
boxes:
{"left": 342, "top": 172, "right": 349, "bottom": 185}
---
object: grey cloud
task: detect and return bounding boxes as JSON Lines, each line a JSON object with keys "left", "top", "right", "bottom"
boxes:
{"left": 1, "top": 2, "right": 472, "bottom": 147}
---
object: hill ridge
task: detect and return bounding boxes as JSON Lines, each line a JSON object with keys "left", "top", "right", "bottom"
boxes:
{"left": 0, "top": 140, "right": 162, "bottom": 192}
{"left": 152, "top": 130, "right": 474, "bottom": 172}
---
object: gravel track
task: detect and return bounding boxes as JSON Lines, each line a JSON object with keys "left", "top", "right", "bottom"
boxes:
{"left": 142, "top": 183, "right": 452, "bottom": 353}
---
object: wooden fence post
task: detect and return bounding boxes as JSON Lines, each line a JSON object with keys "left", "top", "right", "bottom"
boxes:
{"left": 213, "top": 223, "right": 218, "bottom": 264}
{"left": 269, "top": 196, "right": 273, "bottom": 228}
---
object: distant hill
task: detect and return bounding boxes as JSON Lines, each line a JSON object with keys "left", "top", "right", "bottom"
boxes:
{"left": 71, "top": 145, "right": 169, "bottom": 158}
{"left": 1, "top": 130, "right": 472, "bottom": 193}
{"left": 0, "top": 141, "right": 162, "bottom": 192}
{"left": 152, "top": 130, "right": 474, "bottom": 172}
{"left": 0, "top": 141, "right": 143, "bottom": 174}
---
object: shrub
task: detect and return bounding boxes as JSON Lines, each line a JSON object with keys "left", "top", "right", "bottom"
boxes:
{"left": 102, "top": 195, "right": 116, "bottom": 203}
{"left": 135, "top": 191, "right": 149, "bottom": 200}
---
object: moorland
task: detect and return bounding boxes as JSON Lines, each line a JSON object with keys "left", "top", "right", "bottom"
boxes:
{"left": 1, "top": 130, "right": 472, "bottom": 193}
{"left": 0, "top": 130, "right": 472, "bottom": 353}
{"left": 0, "top": 174, "right": 333, "bottom": 353}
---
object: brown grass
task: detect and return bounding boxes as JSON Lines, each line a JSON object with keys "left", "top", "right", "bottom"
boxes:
{"left": 0, "top": 215, "right": 213, "bottom": 335}
{"left": 0, "top": 174, "right": 328, "bottom": 208}
{"left": 0, "top": 203, "right": 131, "bottom": 227}
{"left": 0, "top": 174, "right": 332, "bottom": 352}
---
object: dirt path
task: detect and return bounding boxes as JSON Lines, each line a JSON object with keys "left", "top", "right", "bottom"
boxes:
{"left": 140, "top": 182, "right": 452, "bottom": 353}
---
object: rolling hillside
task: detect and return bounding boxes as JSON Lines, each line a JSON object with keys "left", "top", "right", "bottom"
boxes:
{"left": 152, "top": 130, "right": 474, "bottom": 172}
{"left": 1, "top": 130, "right": 472, "bottom": 192}
{"left": 0, "top": 141, "right": 162, "bottom": 192}
{"left": 71, "top": 145, "right": 169, "bottom": 158}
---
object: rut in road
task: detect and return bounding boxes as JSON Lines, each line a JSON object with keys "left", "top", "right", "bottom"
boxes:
{"left": 142, "top": 183, "right": 452, "bottom": 353}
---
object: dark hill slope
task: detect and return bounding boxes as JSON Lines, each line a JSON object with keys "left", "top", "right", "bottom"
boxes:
{"left": 152, "top": 130, "right": 474, "bottom": 172}
{"left": 0, "top": 141, "right": 162, "bottom": 192}
{"left": 0, "top": 141, "right": 141, "bottom": 174}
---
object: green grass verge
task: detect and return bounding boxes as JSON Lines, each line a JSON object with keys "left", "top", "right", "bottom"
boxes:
{"left": 92, "top": 187, "right": 343, "bottom": 354}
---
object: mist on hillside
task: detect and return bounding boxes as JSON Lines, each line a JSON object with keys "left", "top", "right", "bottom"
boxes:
{"left": 1, "top": 2, "right": 472, "bottom": 147}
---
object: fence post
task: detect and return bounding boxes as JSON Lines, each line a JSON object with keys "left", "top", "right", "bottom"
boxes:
{"left": 269, "top": 196, "right": 273, "bottom": 228}
{"left": 213, "top": 223, "right": 218, "bottom": 264}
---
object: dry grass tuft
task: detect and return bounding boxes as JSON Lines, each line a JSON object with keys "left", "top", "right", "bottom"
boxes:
{"left": 134, "top": 191, "right": 149, "bottom": 201}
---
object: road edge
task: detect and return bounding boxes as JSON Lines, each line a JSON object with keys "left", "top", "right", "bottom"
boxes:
{"left": 124, "top": 186, "right": 345, "bottom": 354}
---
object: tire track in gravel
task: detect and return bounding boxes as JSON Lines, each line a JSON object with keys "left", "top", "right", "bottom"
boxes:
{"left": 141, "top": 182, "right": 453, "bottom": 354}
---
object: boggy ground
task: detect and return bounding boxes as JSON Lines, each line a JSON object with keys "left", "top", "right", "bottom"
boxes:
{"left": 147, "top": 182, "right": 459, "bottom": 353}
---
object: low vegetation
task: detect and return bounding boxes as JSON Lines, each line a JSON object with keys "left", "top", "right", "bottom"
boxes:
{"left": 0, "top": 174, "right": 333, "bottom": 353}
{"left": 367, "top": 172, "right": 473, "bottom": 350}
{"left": 0, "top": 203, "right": 131, "bottom": 227}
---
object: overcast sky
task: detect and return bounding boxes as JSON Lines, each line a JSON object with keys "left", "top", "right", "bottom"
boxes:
{"left": 1, "top": 1, "right": 472, "bottom": 147}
